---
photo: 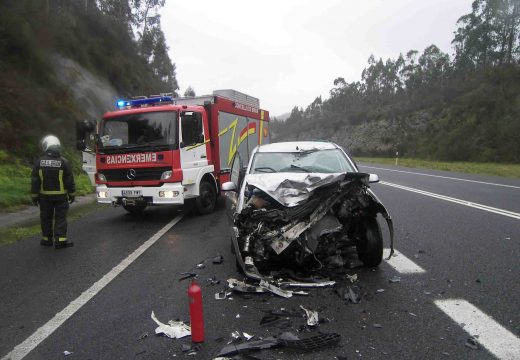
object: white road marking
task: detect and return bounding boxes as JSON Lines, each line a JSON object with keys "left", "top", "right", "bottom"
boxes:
{"left": 380, "top": 181, "right": 520, "bottom": 220}
{"left": 435, "top": 299, "right": 520, "bottom": 360}
{"left": 384, "top": 248, "right": 426, "bottom": 274}
{"left": 1, "top": 214, "right": 184, "bottom": 360}
{"left": 362, "top": 165, "right": 520, "bottom": 189}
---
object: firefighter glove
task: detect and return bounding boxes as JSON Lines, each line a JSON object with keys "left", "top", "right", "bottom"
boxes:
{"left": 32, "top": 196, "right": 39, "bottom": 206}
{"left": 68, "top": 195, "right": 75, "bottom": 204}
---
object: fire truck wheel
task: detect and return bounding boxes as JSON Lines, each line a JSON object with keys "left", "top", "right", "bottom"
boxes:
{"left": 356, "top": 217, "right": 383, "bottom": 267}
{"left": 195, "top": 181, "right": 216, "bottom": 215}
{"left": 123, "top": 204, "right": 147, "bottom": 214}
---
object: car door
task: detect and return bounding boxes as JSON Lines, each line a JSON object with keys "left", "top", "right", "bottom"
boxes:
{"left": 224, "top": 152, "right": 244, "bottom": 224}
{"left": 179, "top": 111, "right": 208, "bottom": 187}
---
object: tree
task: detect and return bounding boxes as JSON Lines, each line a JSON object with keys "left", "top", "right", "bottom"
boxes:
{"left": 184, "top": 86, "right": 196, "bottom": 97}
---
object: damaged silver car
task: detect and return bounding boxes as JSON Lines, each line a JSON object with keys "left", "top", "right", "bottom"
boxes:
{"left": 223, "top": 141, "right": 394, "bottom": 280}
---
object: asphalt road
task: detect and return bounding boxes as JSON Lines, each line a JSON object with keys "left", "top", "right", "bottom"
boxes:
{"left": 0, "top": 164, "right": 519, "bottom": 359}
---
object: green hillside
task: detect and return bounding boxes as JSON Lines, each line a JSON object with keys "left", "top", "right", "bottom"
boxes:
{"left": 272, "top": 0, "right": 520, "bottom": 163}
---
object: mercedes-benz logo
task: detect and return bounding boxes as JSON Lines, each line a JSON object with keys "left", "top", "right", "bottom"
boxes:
{"left": 126, "top": 168, "right": 137, "bottom": 180}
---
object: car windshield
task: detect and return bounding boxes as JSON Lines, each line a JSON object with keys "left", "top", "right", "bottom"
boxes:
{"left": 99, "top": 111, "right": 177, "bottom": 152}
{"left": 250, "top": 149, "right": 354, "bottom": 174}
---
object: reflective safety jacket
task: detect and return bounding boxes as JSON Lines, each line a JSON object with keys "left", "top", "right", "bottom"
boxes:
{"left": 31, "top": 153, "right": 76, "bottom": 200}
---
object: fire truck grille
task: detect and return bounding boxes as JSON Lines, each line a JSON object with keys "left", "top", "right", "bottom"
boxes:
{"left": 102, "top": 167, "right": 171, "bottom": 182}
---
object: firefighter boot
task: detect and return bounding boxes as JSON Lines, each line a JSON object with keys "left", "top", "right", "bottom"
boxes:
{"left": 54, "top": 238, "right": 74, "bottom": 249}
{"left": 40, "top": 237, "right": 53, "bottom": 246}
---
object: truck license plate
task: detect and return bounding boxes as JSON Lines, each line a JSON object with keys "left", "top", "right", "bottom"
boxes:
{"left": 122, "top": 190, "right": 142, "bottom": 197}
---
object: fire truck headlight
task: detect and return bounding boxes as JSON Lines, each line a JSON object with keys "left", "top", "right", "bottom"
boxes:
{"left": 97, "top": 190, "right": 109, "bottom": 199}
{"left": 159, "top": 190, "right": 178, "bottom": 198}
{"left": 160, "top": 170, "right": 173, "bottom": 180}
{"left": 97, "top": 173, "right": 107, "bottom": 182}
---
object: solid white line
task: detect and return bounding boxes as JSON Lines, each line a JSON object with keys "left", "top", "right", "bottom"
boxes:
{"left": 1, "top": 214, "right": 184, "bottom": 360}
{"left": 380, "top": 181, "right": 520, "bottom": 220}
{"left": 362, "top": 165, "right": 520, "bottom": 189}
{"left": 435, "top": 299, "right": 520, "bottom": 360}
{"left": 384, "top": 249, "right": 426, "bottom": 274}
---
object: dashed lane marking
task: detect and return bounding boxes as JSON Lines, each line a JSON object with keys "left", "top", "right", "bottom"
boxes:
{"left": 380, "top": 181, "right": 520, "bottom": 220}
{"left": 1, "top": 214, "right": 184, "bottom": 360}
{"left": 384, "top": 248, "right": 426, "bottom": 274}
{"left": 435, "top": 299, "right": 520, "bottom": 360}
{"left": 362, "top": 165, "right": 520, "bottom": 189}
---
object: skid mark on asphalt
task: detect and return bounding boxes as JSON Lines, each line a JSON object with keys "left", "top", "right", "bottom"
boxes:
{"left": 1, "top": 214, "right": 184, "bottom": 360}
{"left": 384, "top": 248, "right": 426, "bottom": 274}
{"left": 380, "top": 181, "right": 520, "bottom": 220}
{"left": 363, "top": 165, "right": 520, "bottom": 189}
{"left": 435, "top": 299, "right": 520, "bottom": 360}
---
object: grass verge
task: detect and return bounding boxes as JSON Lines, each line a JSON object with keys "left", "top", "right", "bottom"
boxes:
{"left": 355, "top": 157, "right": 520, "bottom": 179}
{"left": 0, "top": 200, "right": 108, "bottom": 248}
{"left": 0, "top": 156, "right": 93, "bottom": 212}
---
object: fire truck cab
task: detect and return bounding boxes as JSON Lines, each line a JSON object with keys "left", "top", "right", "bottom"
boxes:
{"left": 77, "top": 90, "right": 270, "bottom": 214}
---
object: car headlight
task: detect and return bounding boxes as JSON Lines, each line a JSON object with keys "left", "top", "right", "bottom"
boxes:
{"left": 97, "top": 190, "right": 109, "bottom": 198}
{"left": 161, "top": 170, "right": 173, "bottom": 180}
{"left": 97, "top": 173, "right": 107, "bottom": 182}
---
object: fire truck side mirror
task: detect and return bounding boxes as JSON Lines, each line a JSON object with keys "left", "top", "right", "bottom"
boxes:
{"left": 76, "top": 120, "right": 95, "bottom": 151}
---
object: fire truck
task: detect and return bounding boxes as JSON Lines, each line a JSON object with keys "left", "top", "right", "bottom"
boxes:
{"left": 77, "top": 89, "right": 270, "bottom": 214}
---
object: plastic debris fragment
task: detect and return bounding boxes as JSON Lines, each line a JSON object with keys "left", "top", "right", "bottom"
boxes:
{"left": 389, "top": 276, "right": 401, "bottom": 283}
{"left": 151, "top": 311, "right": 191, "bottom": 339}
{"left": 465, "top": 336, "right": 480, "bottom": 350}
{"left": 243, "top": 332, "right": 254, "bottom": 341}
{"left": 259, "top": 280, "right": 293, "bottom": 298}
{"left": 63, "top": 351, "right": 73, "bottom": 356}
{"left": 213, "top": 255, "right": 224, "bottom": 264}
{"left": 347, "top": 274, "right": 358, "bottom": 283}
{"left": 300, "top": 305, "right": 319, "bottom": 326}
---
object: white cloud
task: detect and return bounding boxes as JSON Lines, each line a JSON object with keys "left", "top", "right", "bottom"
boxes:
{"left": 162, "top": 0, "right": 473, "bottom": 116}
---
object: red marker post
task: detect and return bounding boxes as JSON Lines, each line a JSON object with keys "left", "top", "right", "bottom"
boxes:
{"left": 188, "top": 280, "right": 204, "bottom": 342}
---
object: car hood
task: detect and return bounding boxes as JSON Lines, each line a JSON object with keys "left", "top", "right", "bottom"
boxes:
{"left": 243, "top": 172, "right": 347, "bottom": 207}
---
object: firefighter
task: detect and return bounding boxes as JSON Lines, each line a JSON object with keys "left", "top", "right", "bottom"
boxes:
{"left": 31, "top": 135, "right": 76, "bottom": 249}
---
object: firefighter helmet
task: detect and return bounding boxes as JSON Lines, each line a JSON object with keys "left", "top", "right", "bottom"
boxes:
{"left": 41, "top": 135, "right": 61, "bottom": 154}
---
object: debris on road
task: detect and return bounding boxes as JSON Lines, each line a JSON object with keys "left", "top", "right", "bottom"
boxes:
{"left": 151, "top": 311, "right": 191, "bottom": 339}
{"left": 216, "top": 332, "right": 341, "bottom": 357}
{"left": 206, "top": 276, "right": 220, "bottom": 286}
{"left": 465, "top": 336, "right": 480, "bottom": 350}
{"left": 137, "top": 332, "right": 149, "bottom": 341}
{"left": 346, "top": 273, "right": 358, "bottom": 283}
{"left": 300, "top": 305, "right": 319, "bottom": 327}
{"left": 259, "top": 280, "right": 293, "bottom": 298}
{"left": 376, "top": 288, "right": 385, "bottom": 293}
{"left": 389, "top": 275, "right": 401, "bottom": 283}
{"left": 212, "top": 255, "right": 224, "bottom": 264}
{"left": 215, "top": 291, "right": 232, "bottom": 300}
{"left": 243, "top": 332, "right": 254, "bottom": 341}
{"left": 179, "top": 272, "right": 198, "bottom": 282}
{"left": 373, "top": 323, "right": 383, "bottom": 328}
{"left": 227, "top": 278, "right": 266, "bottom": 294}
{"left": 63, "top": 350, "right": 73, "bottom": 356}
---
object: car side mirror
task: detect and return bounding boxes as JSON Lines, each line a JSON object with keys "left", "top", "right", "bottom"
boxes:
{"left": 222, "top": 181, "right": 237, "bottom": 192}
{"left": 369, "top": 173, "right": 379, "bottom": 183}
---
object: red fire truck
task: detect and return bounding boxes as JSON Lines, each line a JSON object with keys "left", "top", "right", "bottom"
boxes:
{"left": 77, "top": 89, "right": 270, "bottom": 214}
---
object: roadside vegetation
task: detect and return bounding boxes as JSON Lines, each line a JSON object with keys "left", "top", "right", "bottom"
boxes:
{"left": 272, "top": 0, "right": 520, "bottom": 164}
{"left": 356, "top": 157, "right": 520, "bottom": 179}
{"left": 0, "top": 150, "right": 93, "bottom": 211}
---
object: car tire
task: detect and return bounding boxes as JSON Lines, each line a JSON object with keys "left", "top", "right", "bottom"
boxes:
{"left": 356, "top": 217, "right": 383, "bottom": 267}
{"left": 123, "top": 204, "right": 147, "bottom": 214}
{"left": 195, "top": 181, "right": 217, "bottom": 215}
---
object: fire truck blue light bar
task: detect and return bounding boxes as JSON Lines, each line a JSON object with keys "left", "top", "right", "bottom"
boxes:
{"left": 116, "top": 96, "right": 173, "bottom": 109}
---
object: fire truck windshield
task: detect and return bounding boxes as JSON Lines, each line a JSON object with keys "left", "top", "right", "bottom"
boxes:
{"left": 99, "top": 111, "right": 178, "bottom": 153}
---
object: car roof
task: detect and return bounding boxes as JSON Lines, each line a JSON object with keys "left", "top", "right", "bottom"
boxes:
{"left": 256, "top": 141, "right": 339, "bottom": 153}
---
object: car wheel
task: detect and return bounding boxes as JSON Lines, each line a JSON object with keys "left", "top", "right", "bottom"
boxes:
{"left": 356, "top": 217, "right": 383, "bottom": 267}
{"left": 195, "top": 181, "right": 216, "bottom": 215}
{"left": 123, "top": 204, "right": 147, "bottom": 214}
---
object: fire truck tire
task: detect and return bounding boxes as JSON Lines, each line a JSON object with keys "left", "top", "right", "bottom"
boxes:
{"left": 195, "top": 181, "right": 217, "bottom": 215}
{"left": 356, "top": 217, "right": 383, "bottom": 267}
{"left": 123, "top": 204, "right": 147, "bottom": 214}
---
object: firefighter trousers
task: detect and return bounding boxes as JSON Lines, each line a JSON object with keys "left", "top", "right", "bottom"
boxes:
{"left": 39, "top": 198, "right": 69, "bottom": 242}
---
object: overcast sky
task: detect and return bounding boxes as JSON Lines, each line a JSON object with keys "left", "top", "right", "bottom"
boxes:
{"left": 162, "top": 0, "right": 473, "bottom": 117}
